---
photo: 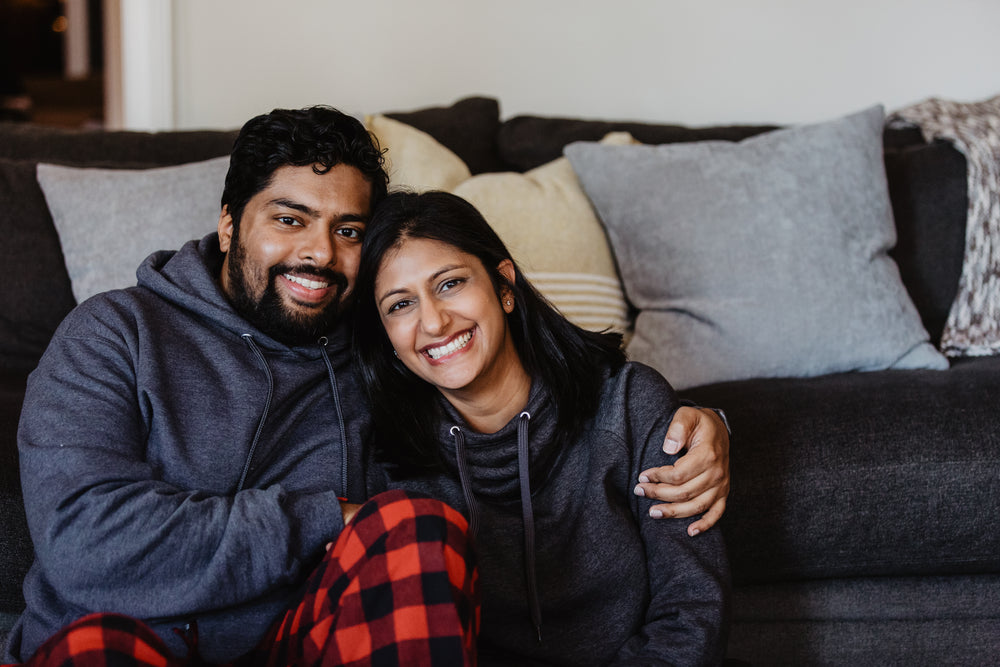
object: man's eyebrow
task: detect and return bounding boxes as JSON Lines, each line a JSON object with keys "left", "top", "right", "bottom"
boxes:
{"left": 268, "top": 198, "right": 369, "bottom": 223}
{"left": 269, "top": 198, "right": 319, "bottom": 218}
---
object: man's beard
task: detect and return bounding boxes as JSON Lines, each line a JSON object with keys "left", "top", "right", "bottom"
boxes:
{"left": 226, "top": 230, "right": 350, "bottom": 346}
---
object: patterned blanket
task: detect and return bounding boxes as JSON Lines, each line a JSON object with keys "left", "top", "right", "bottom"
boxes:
{"left": 889, "top": 94, "right": 1000, "bottom": 357}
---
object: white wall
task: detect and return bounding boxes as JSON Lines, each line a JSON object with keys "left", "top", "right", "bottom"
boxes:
{"left": 158, "top": 0, "right": 1000, "bottom": 130}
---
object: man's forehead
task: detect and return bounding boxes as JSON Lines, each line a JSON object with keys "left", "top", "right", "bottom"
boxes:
{"left": 258, "top": 163, "right": 373, "bottom": 214}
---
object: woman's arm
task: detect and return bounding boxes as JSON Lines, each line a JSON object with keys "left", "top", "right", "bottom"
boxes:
{"left": 612, "top": 364, "right": 731, "bottom": 665}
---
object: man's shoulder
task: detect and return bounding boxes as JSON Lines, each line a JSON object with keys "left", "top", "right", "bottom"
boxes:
{"left": 54, "top": 285, "right": 176, "bottom": 342}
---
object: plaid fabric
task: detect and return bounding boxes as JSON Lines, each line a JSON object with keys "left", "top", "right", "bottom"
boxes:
{"left": 16, "top": 612, "right": 181, "bottom": 667}
{"left": 11, "top": 490, "right": 479, "bottom": 667}
{"left": 248, "top": 489, "right": 480, "bottom": 666}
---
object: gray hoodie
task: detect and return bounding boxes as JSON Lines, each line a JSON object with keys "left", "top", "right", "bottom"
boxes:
{"left": 368, "top": 363, "right": 730, "bottom": 666}
{"left": 8, "top": 234, "right": 369, "bottom": 663}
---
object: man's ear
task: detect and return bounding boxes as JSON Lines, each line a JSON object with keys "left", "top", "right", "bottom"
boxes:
{"left": 218, "top": 205, "right": 234, "bottom": 253}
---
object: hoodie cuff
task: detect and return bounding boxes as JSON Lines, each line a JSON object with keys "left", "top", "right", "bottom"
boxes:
{"left": 285, "top": 490, "right": 346, "bottom": 560}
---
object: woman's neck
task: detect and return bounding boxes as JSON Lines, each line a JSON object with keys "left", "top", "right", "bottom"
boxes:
{"left": 442, "top": 363, "right": 533, "bottom": 434}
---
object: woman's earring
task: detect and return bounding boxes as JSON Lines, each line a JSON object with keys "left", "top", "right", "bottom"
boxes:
{"left": 393, "top": 349, "right": 398, "bottom": 358}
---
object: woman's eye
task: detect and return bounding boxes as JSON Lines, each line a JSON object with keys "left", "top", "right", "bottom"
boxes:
{"left": 440, "top": 278, "right": 464, "bottom": 292}
{"left": 387, "top": 299, "right": 412, "bottom": 314}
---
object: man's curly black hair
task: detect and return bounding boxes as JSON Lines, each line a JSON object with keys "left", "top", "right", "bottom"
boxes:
{"left": 221, "top": 105, "right": 388, "bottom": 228}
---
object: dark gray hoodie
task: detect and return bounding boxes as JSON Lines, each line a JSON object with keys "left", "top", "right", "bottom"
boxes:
{"left": 8, "top": 234, "right": 369, "bottom": 662}
{"left": 369, "top": 362, "right": 730, "bottom": 666}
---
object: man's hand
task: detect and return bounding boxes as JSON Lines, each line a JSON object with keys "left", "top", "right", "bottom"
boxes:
{"left": 634, "top": 406, "right": 730, "bottom": 537}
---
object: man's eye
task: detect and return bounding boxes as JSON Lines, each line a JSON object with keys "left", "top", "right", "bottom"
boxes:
{"left": 277, "top": 216, "right": 301, "bottom": 226}
{"left": 337, "top": 227, "right": 363, "bottom": 240}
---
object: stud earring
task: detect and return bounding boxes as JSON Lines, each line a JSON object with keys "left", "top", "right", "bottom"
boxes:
{"left": 393, "top": 349, "right": 398, "bottom": 358}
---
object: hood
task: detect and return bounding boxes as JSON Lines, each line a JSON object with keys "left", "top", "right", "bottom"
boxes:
{"left": 136, "top": 233, "right": 351, "bottom": 357}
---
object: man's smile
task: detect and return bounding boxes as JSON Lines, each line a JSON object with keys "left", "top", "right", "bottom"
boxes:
{"left": 283, "top": 273, "right": 330, "bottom": 290}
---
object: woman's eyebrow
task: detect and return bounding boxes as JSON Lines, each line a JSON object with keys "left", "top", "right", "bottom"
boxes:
{"left": 376, "top": 264, "right": 466, "bottom": 306}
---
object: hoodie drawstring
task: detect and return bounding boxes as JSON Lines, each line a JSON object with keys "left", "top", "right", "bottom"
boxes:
{"left": 319, "top": 337, "right": 351, "bottom": 500}
{"left": 451, "top": 411, "right": 542, "bottom": 643}
{"left": 237, "top": 334, "right": 274, "bottom": 492}
{"left": 451, "top": 425, "right": 480, "bottom": 540}
{"left": 516, "top": 411, "right": 542, "bottom": 643}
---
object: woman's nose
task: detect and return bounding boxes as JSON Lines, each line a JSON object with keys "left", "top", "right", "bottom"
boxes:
{"left": 420, "top": 300, "right": 450, "bottom": 336}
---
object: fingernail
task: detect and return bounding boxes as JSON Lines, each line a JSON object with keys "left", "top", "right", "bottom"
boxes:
{"left": 633, "top": 485, "right": 645, "bottom": 497}
{"left": 663, "top": 439, "right": 681, "bottom": 455}
{"left": 689, "top": 527, "right": 701, "bottom": 537}
{"left": 650, "top": 508, "right": 663, "bottom": 518}
{"left": 638, "top": 474, "right": 650, "bottom": 483}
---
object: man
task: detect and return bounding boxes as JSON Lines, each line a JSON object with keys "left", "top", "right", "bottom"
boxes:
{"left": 7, "top": 106, "right": 730, "bottom": 664}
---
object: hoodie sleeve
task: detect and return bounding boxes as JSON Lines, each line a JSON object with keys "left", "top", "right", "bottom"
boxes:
{"left": 17, "top": 308, "right": 346, "bottom": 620}
{"left": 611, "top": 363, "right": 731, "bottom": 666}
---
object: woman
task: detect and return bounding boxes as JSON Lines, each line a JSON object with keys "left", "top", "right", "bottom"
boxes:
{"left": 353, "top": 191, "right": 729, "bottom": 665}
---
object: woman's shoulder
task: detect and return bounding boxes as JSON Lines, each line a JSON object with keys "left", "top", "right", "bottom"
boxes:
{"left": 603, "top": 360, "right": 677, "bottom": 396}
{"left": 593, "top": 360, "right": 680, "bottom": 423}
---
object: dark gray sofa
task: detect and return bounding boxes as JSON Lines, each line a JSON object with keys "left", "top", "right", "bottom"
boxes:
{"left": 2, "top": 96, "right": 998, "bottom": 665}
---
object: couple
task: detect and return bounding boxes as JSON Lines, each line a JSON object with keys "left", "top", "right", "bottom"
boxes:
{"left": 9, "top": 105, "right": 729, "bottom": 665}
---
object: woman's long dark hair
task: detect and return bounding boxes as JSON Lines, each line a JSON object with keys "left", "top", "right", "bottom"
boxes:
{"left": 353, "top": 190, "right": 626, "bottom": 469}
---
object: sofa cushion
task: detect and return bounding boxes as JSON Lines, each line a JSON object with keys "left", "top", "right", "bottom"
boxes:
{"left": 497, "top": 114, "right": 778, "bottom": 172}
{"left": 36, "top": 158, "right": 229, "bottom": 304}
{"left": 384, "top": 96, "right": 504, "bottom": 175}
{"left": 0, "top": 122, "right": 238, "bottom": 166}
{"left": 0, "top": 159, "right": 77, "bottom": 373}
{"left": 0, "top": 371, "right": 31, "bottom": 614}
{"left": 566, "top": 105, "right": 948, "bottom": 389}
{"left": 683, "top": 356, "right": 1000, "bottom": 584}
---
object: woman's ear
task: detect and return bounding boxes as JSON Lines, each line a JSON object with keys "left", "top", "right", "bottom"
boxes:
{"left": 497, "top": 259, "right": 516, "bottom": 285}
{"left": 497, "top": 259, "right": 516, "bottom": 313}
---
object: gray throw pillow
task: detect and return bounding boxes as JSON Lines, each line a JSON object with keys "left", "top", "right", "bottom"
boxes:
{"left": 37, "top": 157, "right": 229, "bottom": 303}
{"left": 566, "top": 105, "right": 948, "bottom": 389}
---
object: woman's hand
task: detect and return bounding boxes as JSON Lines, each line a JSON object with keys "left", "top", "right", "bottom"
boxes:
{"left": 340, "top": 500, "right": 362, "bottom": 525}
{"left": 634, "top": 406, "right": 730, "bottom": 536}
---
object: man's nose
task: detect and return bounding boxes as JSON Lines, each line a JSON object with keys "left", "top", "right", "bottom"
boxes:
{"left": 299, "top": 226, "right": 336, "bottom": 266}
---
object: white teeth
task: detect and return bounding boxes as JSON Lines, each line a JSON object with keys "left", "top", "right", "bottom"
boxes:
{"left": 426, "top": 331, "right": 473, "bottom": 360}
{"left": 284, "top": 274, "right": 329, "bottom": 290}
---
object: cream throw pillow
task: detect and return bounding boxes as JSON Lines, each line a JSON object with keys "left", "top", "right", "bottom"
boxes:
{"left": 367, "top": 114, "right": 632, "bottom": 334}
{"left": 453, "top": 133, "right": 635, "bottom": 334}
{"left": 365, "top": 114, "right": 471, "bottom": 192}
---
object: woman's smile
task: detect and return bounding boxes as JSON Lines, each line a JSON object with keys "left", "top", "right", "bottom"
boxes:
{"left": 424, "top": 328, "right": 475, "bottom": 361}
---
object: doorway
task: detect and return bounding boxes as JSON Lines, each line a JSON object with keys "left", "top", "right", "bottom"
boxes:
{"left": 0, "top": 0, "right": 105, "bottom": 127}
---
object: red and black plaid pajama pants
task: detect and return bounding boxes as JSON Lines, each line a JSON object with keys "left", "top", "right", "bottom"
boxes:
{"left": 9, "top": 490, "right": 480, "bottom": 667}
